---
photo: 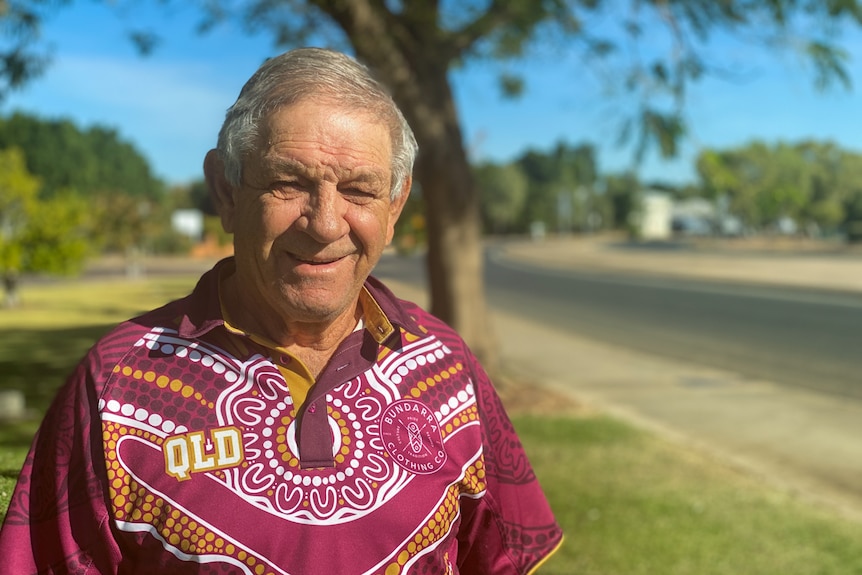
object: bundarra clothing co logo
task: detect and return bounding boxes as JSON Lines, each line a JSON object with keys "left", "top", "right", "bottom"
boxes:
{"left": 379, "top": 399, "right": 448, "bottom": 475}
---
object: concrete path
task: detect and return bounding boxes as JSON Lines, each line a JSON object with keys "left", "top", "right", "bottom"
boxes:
{"left": 387, "top": 236, "right": 862, "bottom": 522}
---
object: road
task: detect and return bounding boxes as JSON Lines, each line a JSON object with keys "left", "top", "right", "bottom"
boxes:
{"left": 375, "top": 243, "right": 862, "bottom": 515}
{"left": 374, "top": 246, "right": 862, "bottom": 401}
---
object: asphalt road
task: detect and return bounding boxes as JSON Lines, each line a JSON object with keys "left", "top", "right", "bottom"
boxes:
{"left": 373, "top": 247, "right": 862, "bottom": 401}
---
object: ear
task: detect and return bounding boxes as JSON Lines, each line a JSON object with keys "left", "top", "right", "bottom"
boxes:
{"left": 385, "top": 175, "right": 412, "bottom": 246}
{"left": 203, "top": 149, "right": 237, "bottom": 234}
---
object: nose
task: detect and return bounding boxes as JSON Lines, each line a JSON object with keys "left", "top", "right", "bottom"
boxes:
{"left": 299, "top": 185, "right": 349, "bottom": 242}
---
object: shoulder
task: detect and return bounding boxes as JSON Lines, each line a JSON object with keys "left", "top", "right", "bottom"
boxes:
{"left": 79, "top": 295, "right": 196, "bottom": 383}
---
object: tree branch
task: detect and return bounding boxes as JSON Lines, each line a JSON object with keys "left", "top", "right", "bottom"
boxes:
{"left": 445, "top": 0, "right": 524, "bottom": 59}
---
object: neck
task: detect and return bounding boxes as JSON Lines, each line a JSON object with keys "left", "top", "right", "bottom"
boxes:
{"left": 222, "top": 275, "right": 362, "bottom": 378}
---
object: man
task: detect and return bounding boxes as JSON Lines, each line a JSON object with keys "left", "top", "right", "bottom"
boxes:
{"left": 0, "top": 48, "right": 562, "bottom": 574}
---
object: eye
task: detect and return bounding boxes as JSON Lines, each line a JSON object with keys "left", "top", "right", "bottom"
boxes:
{"left": 270, "top": 180, "right": 305, "bottom": 199}
{"left": 340, "top": 185, "right": 381, "bottom": 203}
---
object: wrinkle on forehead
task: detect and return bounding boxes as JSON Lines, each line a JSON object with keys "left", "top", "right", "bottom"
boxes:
{"left": 259, "top": 152, "right": 389, "bottom": 188}
{"left": 249, "top": 103, "right": 392, "bottom": 182}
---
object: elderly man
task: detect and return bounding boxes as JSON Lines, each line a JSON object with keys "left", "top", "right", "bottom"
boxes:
{"left": 0, "top": 48, "right": 562, "bottom": 574}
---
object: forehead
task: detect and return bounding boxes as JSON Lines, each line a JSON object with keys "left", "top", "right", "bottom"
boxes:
{"left": 253, "top": 99, "right": 393, "bottom": 175}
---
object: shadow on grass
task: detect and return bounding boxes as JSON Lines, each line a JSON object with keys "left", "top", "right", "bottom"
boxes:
{"left": 0, "top": 324, "right": 116, "bottom": 417}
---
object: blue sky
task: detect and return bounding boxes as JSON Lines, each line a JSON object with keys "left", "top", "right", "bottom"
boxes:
{"left": 4, "top": 2, "right": 862, "bottom": 186}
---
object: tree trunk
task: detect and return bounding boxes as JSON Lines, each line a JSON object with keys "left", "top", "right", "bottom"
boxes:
{"left": 372, "top": 61, "right": 496, "bottom": 369}
{"left": 313, "top": 0, "right": 497, "bottom": 369}
{"left": 362, "top": 70, "right": 497, "bottom": 371}
{"left": 407, "top": 76, "right": 497, "bottom": 370}
{"left": 3, "top": 271, "right": 20, "bottom": 308}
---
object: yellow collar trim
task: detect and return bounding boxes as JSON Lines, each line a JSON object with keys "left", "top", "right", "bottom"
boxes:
{"left": 359, "top": 287, "right": 395, "bottom": 344}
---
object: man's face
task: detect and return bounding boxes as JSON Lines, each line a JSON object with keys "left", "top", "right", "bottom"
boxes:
{"left": 222, "top": 99, "right": 408, "bottom": 327}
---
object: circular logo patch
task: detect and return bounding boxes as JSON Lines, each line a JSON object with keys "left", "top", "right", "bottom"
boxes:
{"left": 380, "top": 399, "right": 447, "bottom": 475}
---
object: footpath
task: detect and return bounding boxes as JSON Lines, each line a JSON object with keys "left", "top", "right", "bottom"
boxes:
{"left": 385, "top": 235, "right": 862, "bottom": 523}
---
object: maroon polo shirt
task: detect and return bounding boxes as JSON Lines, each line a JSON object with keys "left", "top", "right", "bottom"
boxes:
{"left": 0, "top": 258, "right": 563, "bottom": 574}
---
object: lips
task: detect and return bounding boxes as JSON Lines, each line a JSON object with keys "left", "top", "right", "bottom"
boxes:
{"left": 291, "top": 253, "right": 347, "bottom": 265}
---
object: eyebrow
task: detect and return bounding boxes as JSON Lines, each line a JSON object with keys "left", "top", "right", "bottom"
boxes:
{"left": 263, "top": 155, "right": 388, "bottom": 185}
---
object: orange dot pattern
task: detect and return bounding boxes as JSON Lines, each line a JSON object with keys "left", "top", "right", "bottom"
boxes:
{"left": 376, "top": 484, "right": 461, "bottom": 575}
{"left": 442, "top": 404, "right": 479, "bottom": 439}
{"left": 330, "top": 406, "right": 351, "bottom": 465}
{"left": 459, "top": 457, "right": 487, "bottom": 497}
{"left": 274, "top": 412, "right": 300, "bottom": 469}
{"left": 112, "top": 364, "right": 214, "bottom": 409}
{"left": 103, "top": 419, "right": 277, "bottom": 574}
{"left": 405, "top": 362, "right": 465, "bottom": 401}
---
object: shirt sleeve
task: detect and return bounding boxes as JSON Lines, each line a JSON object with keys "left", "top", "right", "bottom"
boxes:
{"left": 455, "top": 353, "right": 563, "bottom": 574}
{"left": 0, "top": 351, "right": 122, "bottom": 574}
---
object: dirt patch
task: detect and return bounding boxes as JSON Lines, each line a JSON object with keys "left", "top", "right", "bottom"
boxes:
{"left": 493, "top": 371, "right": 587, "bottom": 416}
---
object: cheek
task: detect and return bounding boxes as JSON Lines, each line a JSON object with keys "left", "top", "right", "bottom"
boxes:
{"left": 256, "top": 202, "right": 301, "bottom": 236}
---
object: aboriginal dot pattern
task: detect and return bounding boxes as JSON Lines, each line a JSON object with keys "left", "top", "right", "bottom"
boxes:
{"left": 112, "top": 363, "right": 215, "bottom": 411}
{"left": 87, "top": 306, "right": 561, "bottom": 573}
{"left": 377, "top": 485, "right": 461, "bottom": 575}
{"left": 103, "top": 419, "right": 277, "bottom": 574}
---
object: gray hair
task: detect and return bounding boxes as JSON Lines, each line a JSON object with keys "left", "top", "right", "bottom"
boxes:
{"left": 216, "top": 47, "right": 418, "bottom": 200}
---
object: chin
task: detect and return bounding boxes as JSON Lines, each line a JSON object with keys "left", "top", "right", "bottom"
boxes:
{"left": 279, "top": 291, "right": 350, "bottom": 323}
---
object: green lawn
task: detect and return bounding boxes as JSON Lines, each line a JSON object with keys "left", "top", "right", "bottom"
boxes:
{"left": 522, "top": 415, "right": 862, "bottom": 574}
{"left": 2, "top": 273, "right": 862, "bottom": 573}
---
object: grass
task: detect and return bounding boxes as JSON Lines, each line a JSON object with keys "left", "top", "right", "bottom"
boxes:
{"left": 521, "top": 415, "right": 862, "bottom": 574}
{"left": 2, "top": 273, "right": 862, "bottom": 573}
{"left": 0, "top": 275, "right": 196, "bottom": 519}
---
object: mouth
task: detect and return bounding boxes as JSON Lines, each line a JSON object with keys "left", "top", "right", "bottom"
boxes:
{"left": 291, "top": 254, "right": 346, "bottom": 266}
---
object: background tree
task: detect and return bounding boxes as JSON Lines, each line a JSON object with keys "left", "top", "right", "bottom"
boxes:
{"left": 474, "top": 161, "right": 528, "bottom": 234}
{"left": 602, "top": 171, "right": 642, "bottom": 233}
{"left": 515, "top": 142, "right": 598, "bottom": 234}
{"left": 0, "top": 1, "right": 58, "bottom": 99}
{"left": 0, "top": 112, "right": 164, "bottom": 198}
{"left": 695, "top": 140, "right": 861, "bottom": 234}
{"left": 0, "top": 112, "right": 174, "bottom": 262}
{"left": 0, "top": 147, "right": 90, "bottom": 306}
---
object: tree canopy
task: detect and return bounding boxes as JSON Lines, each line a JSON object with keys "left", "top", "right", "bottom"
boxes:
{"left": 696, "top": 140, "right": 862, "bottom": 234}
{"left": 0, "top": 112, "right": 164, "bottom": 199}
{"left": 0, "top": 147, "right": 90, "bottom": 305}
